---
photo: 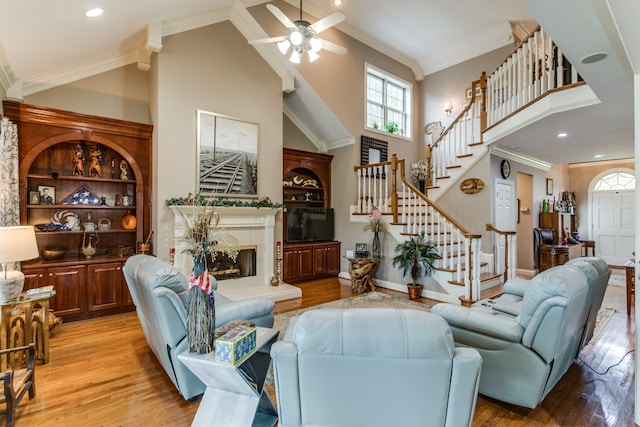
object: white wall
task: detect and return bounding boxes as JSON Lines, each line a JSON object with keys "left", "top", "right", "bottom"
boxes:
{"left": 150, "top": 21, "right": 283, "bottom": 262}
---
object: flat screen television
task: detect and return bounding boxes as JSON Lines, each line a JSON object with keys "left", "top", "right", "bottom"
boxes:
{"left": 285, "top": 207, "right": 335, "bottom": 243}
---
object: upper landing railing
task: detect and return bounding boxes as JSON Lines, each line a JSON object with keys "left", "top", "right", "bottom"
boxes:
{"left": 427, "top": 26, "right": 584, "bottom": 188}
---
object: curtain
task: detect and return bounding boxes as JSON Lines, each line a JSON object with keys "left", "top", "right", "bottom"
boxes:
{"left": 0, "top": 117, "right": 19, "bottom": 226}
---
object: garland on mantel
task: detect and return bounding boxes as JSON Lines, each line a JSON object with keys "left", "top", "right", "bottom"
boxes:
{"left": 165, "top": 193, "right": 282, "bottom": 209}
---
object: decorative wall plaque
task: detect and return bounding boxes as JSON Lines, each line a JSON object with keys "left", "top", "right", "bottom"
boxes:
{"left": 460, "top": 178, "right": 485, "bottom": 194}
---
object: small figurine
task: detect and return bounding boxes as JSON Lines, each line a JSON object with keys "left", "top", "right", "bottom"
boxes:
{"left": 72, "top": 144, "right": 85, "bottom": 176}
{"left": 89, "top": 145, "right": 103, "bottom": 177}
{"left": 120, "top": 160, "right": 129, "bottom": 180}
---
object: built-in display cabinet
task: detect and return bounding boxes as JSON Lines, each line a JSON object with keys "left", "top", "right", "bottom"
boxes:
{"left": 5, "top": 101, "right": 152, "bottom": 321}
{"left": 282, "top": 148, "right": 340, "bottom": 282}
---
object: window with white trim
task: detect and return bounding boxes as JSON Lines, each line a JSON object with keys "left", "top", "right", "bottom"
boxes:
{"left": 365, "top": 64, "right": 412, "bottom": 139}
{"left": 594, "top": 172, "right": 635, "bottom": 191}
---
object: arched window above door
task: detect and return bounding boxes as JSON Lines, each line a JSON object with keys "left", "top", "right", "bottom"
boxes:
{"left": 593, "top": 172, "right": 635, "bottom": 191}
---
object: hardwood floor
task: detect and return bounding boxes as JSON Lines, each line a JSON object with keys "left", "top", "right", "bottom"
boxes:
{"left": 15, "top": 276, "right": 636, "bottom": 426}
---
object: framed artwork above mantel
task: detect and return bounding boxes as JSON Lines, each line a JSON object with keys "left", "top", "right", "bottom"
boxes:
{"left": 197, "top": 110, "right": 259, "bottom": 198}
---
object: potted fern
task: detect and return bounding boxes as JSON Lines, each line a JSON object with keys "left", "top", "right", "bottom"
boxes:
{"left": 391, "top": 232, "right": 439, "bottom": 300}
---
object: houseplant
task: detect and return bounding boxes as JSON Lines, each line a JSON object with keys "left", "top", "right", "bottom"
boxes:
{"left": 362, "top": 205, "right": 387, "bottom": 259}
{"left": 410, "top": 160, "right": 429, "bottom": 193}
{"left": 391, "top": 232, "right": 439, "bottom": 300}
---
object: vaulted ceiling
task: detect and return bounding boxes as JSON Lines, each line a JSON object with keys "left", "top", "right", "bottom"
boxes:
{"left": 0, "top": 0, "right": 636, "bottom": 164}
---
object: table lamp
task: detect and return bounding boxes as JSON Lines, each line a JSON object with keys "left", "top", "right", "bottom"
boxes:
{"left": 0, "top": 226, "right": 39, "bottom": 303}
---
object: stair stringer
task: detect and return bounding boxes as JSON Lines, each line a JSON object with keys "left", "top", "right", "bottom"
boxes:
{"left": 428, "top": 142, "right": 489, "bottom": 202}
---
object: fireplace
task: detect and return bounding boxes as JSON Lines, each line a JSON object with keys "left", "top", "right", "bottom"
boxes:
{"left": 208, "top": 246, "right": 256, "bottom": 280}
{"left": 170, "top": 206, "right": 301, "bottom": 301}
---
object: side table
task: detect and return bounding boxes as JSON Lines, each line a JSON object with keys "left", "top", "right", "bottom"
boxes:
{"left": 347, "top": 258, "right": 380, "bottom": 293}
{"left": 0, "top": 290, "right": 55, "bottom": 370}
{"left": 178, "top": 327, "right": 279, "bottom": 427}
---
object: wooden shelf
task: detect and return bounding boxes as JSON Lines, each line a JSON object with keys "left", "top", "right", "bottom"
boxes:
{"left": 27, "top": 174, "right": 136, "bottom": 184}
{"left": 27, "top": 205, "right": 136, "bottom": 210}
{"left": 7, "top": 100, "right": 151, "bottom": 322}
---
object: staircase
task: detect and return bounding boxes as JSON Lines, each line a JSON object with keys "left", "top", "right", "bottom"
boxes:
{"left": 351, "top": 26, "right": 582, "bottom": 305}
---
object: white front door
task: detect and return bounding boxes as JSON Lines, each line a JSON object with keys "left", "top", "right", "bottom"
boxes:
{"left": 494, "top": 179, "right": 516, "bottom": 273}
{"left": 591, "top": 190, "right": 635, "bottom": 266}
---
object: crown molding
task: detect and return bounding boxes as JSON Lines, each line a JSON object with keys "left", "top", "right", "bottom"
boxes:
{"left": 22, "top": 50, "right": 139, "bottom": 96}
{"left": 324, "top": 135, "right": 354, "bottom": 150}
{"left": 230, "top": 1, "right": 295, "bottom": 92}
{"left": 490, "top": 144, "right": 552, "bottom": 171}
{"left": 280, "top": 0, "right": 424, "bottom": 80}
{"left": 283, "top": 102, "right": 327, "bottom": 152}
{"left": 569, "top": 157, "right": 635, "bottom": 168}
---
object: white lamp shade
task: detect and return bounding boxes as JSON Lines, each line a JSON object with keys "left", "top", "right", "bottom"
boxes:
{"left": 0, "top": 226, "right": 39, "bottom": 264}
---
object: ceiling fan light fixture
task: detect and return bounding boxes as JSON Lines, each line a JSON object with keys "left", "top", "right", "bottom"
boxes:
{"left": 277, "top": 40, "right": 291, "bottom": 55}
{"left": 308, "top": 50, "right": 320, "bottom": 62}
{"left": 290, "top": 50, "right": 301, "bottom": 64}
{"left": 310, "top": 37, "right": 323, "bottom": 52}
{"left": 289, "top": 30, "right": 304, "bottom": 46}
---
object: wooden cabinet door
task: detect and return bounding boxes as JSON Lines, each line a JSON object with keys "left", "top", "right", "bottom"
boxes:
{"left": 326, "top": 242, "right": 341, "bottom": 275}
{"left": 282, "top": 247, "right": 299, "bottom": 283}
{"left": 297, "top": 247, "right": 314, "bottom": 281}
{"left": 87, "top": 262, "right": 122, "bottom": 311}
{"left": 22, "top": 267, "right": 47, "bottom": 292}
{"left": 48, "top": 265, "right": 85, "bottom": 316}
{"left": 313, "top": 246, "right": 328, "bottom": 276}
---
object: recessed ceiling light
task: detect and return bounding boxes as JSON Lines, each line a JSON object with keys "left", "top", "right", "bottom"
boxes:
{"left": 594, "top": 153, "right": 605, "bottom": 158}
{"left": 334, "top": 0, "right": 343, "bottom": 6}
{"left": 85, "top": 8, "right": 103, "bottom": 18}
{"left": 557, "top": 132, "right": 568, "bottom": 138}
{"left": 581, "top": 52, "right": 607, "bottom": 64}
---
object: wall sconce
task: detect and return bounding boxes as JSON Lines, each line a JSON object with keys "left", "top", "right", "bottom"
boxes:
{"left": 444, "top": 101, "right": 454, "bottom": 117}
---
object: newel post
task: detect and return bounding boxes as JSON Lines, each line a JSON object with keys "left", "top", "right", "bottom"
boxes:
{"left": 479, "top": 71, "right": 487, "bottom": 135}
{"left": 391, "top": 153, "right": 398, "bottom": 224}
{"left": 425, "top": 144, "right": 433, "bottom": 188}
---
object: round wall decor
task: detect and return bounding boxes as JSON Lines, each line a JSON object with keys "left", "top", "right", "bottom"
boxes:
{"left": 500, "top": 160, "right": 511, "bottom": 179}
{"left": 460, "top": 178, "right": 485, "bottom": 194}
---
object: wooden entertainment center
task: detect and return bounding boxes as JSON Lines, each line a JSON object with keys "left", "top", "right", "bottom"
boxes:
{"left": 282, "top": 148, "right": 340, "bottom": 283}
{"left": 6, "top": 101, "right": 152, "bottom": 321}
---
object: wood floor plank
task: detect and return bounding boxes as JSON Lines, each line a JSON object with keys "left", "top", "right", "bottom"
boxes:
{"left": 12, "top": 276, "right": 635, "bottom": 426}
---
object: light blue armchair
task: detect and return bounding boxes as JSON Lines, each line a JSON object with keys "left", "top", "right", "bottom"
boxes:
{"left": 432, "top": 264, "right": 591, "bottom": 408}
{"left": 123, "top": 254, "right": 275, "bottom": 400}
{"left": 472, "top": 257, "right": 610, "bottom": 356}
{"left": 271, "top": 308, "right": 482, "bottom": 427}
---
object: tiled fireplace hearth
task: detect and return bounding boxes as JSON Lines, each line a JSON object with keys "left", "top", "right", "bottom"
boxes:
{"left": 170, "top": 206, "right": 301, "bottom": 302}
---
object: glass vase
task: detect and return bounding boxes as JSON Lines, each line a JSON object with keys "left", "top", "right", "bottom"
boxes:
{"left": 372, "top": 231, "right": 381, "bottom": 259}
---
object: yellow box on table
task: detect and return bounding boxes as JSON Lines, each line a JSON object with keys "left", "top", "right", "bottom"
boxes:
{"left": 215, "top": 325, "right": 257, "bottom": 365}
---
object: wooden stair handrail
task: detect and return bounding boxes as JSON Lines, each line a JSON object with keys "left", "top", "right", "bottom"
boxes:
{"left": 393, "top": 154, "right": 481, "bottom": 239}
{"left": 486, "top": 224, "right": 516, "bottom": 235}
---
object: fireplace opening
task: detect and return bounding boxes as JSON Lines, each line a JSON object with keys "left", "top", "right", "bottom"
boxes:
{"left": 206, "top": 246, "right": 256, "bottom": 281}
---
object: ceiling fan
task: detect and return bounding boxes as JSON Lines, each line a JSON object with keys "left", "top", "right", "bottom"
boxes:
{"left": 249, "top": 1, "right": 347, "bottom": 63}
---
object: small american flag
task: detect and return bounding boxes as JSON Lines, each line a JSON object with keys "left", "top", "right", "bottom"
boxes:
{"left": 371, "top": 205, "right": 382, "bottom": 220}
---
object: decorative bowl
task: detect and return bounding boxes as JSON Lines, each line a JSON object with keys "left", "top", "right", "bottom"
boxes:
{"left": 41, "top": 248, "right": 66, "bottom": 261}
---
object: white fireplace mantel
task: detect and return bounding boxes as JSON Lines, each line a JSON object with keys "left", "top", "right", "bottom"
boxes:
{"left": 170, "top": 205, "right": 301, "bottom": 302}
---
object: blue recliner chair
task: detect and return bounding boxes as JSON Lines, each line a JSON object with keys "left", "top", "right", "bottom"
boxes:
{"left": 123, "top": 254, "right": 275, "bottom": 400}
{"left": 271, "top": 308, "right": 482, "bottom": 427}
{"left": 432, "top": 264, "right": 591, "bottom": 408}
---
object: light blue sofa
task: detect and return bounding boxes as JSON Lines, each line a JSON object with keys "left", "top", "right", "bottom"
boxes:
{"left": 432, "top": 264, "right": 591, "bottom": 408}
{"left": 271, "top": 308, "right": 482, "bottom": 427}
{"left": 473, "top": 257, "right": 610, "bottom": 356}
{"left": 123, "top": 254, "right": 275, "bottom": 400}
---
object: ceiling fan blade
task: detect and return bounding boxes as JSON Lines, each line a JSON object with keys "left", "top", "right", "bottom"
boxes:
{"left": 309, "top": 11, "right": 345, "bottom": 34}
{"left": 321, "top": 39, "right": 348, "bottom": 55}
{"left": 267, "top": 4, "right": 297, "bottom": 30}
{"left": 248, "top": 36, "right": 289, "bottom": 45}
